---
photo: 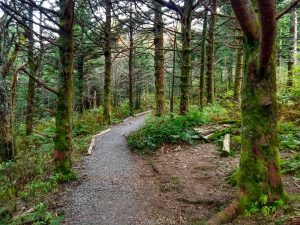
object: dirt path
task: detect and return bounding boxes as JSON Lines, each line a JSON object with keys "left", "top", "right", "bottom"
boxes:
{"left": 62, "top": 113, "right": 156, "bottom": 225}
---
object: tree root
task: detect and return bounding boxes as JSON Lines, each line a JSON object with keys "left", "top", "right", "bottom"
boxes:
{"left": 206, "top": 199, "right": 241, "bottom": 225}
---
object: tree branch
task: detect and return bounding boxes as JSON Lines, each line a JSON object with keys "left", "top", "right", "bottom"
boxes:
{"left": 257, "top": 0, "right": 276, "bottom": 73}
{"left": 21, "top": 69, "right": 59, "bottom": 95}
{"left": 230, "top": 0, "right": 259, "bottom": 42}
{"left": 276, "top": 0, "right": 300, "bottom": 20}
{"left": 154, "top": 0, "right": 183, "bottom": 16}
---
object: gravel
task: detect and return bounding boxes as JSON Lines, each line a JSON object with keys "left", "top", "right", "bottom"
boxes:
{"left": 62, "top": 113, "right": 151, "bottom": 225}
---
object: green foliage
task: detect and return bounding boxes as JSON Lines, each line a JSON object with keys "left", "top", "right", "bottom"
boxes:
{"left": 9, "top": 202, "right": 64, "bottom": 225}
{"left": 281, "top": 154, "right": 300, "bottom": 178}
{"left": 278, "top": 122, "right": 300, "bottom": 151}
{"left": 244, "top": 195, "right": 284, "bottom": 217}
{"left": 128, "top": 105, "right": 230, "bottom": 153}
{"left": 128, "top": 109, "right": 204, "bottom": 153}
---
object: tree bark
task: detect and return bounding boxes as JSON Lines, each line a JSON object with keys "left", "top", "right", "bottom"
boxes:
{"left": 233, "top": 46, "right": 243, "bottom": 102}
{"left": 206, "top": 0, "right": 217, "bottom": 104}
{"left": 0, "top": 43, "right": 19, "bottom": 162}
{"left": 199, "top": 9, "right": 208, "bottom": 109}
{"left": 287, "top": 6, "right": 297, "bottom": 90}
{"left": 179, "top": 0, "right": 193, "bottom": 115}
{"left": 103, "top": 0, "right": 112, "bottom": 124}
{"left": 154, "top": 1, "right": 165, "bottom": 116}
{"left": 170, "top": 25, "right": 177, "bottom": 114}
{"left": 54, "top": 0, "right": 74, "bottom": 174}
{"left": 26, "top": 5, "right": 37, "bottom": 135}
{"left": 231, "top": 0, "right": 285, "bottom": 210}
{"left": 128, "top": 4, "right": 134, "bottom": 116}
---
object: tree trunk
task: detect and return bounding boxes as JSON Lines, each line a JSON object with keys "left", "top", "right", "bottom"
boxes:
{"left": 287, "top": 7, "right": 297, "bottom": 90}
{"left": 103, "top": 0, "right": 112, "bottom": 124}
{"left": 206, "top": 0, "right": 216, "bottom": 104}
{"left": 128, "top": 4, "right": 134, "bottom": 116}
{"left": 0, "top": 43, "right": 19, "bottom": 162}
{"left": 199, "top": 9, "right": 208, "bottom": 109}
{"left": 233, "top": 46, "right": 243, "bottom": 102}
{"left": 54, "top": 0, "right": 74, "bottom": 174}
{"left": 154, "top": 1, "right": 165, "bottom": 116}
{"left": 227, "top": 65, "right": 233, "bottom": 90}
{"left": 170, "top": 26, "right": 177, "bottom": 114}
{"left": 231, "top": 0, "right": 285, "bottom": 210}
{"left": 179, "top": 0, "right": 192, "bottom": 115}
{"left": 77, "top": 30, "right": 85, "bottom": 113}
{"left": 26, "top": 5, "right": 37, "bottom": 135}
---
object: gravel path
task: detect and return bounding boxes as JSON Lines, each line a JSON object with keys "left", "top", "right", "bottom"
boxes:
{"left": 62, "top": 113, "right": 153, "bottom": 225}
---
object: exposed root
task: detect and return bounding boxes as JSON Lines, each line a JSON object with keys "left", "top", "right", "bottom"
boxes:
{"left": 206, "top": 199, "right": 241, "bottom": 225}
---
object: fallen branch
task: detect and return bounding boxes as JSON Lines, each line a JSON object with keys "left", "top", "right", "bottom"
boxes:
{"left": 33, "top": 130, "right": 55, "bottom": 139}
{"left": 12, "top": 207, "right": 35, "bottom": 221}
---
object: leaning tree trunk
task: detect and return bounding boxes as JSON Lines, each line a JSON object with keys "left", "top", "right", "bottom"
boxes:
{"left": 233, "top": 0, "right": 285, "bottom": 210}
{"left": 103, "top": 0, "right": 112, "bottom": 124}
{"left": 26, "top": 5, "right": 37, "bottom": 135}
{"left": 206, "top": 0, "right": 217, "bottom": 104}
{"left": 128, "top": 4, "right": 134, "bottom": 116}
{"left": 233, "top": 46, "right": 243, "bottom": 102}
{"left": 154, "top": 1, "right": 165, "bottom": 116}
{"left": 179, "top": 0, "right": 192, "bottom": 115}
{"left": 287, "top": 7, "right": 297, "bottom": 90}
{"left": 199, "top": 9, "right": 208, "bottom": 109}
{"left": 54, "top": 0, "right": 74, "bottom": 174}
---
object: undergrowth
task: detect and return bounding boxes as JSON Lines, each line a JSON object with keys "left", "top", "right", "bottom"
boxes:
{"left": 0, "top": 104, "right": 142, "bottom": 224}
{"left": 128, "top": 104, "right": 229, "bottom": 154}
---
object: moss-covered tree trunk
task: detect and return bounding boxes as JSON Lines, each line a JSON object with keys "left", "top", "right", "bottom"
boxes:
{"left": 76, "top": 29, "right": 85, "bottom": 113}
{"left": 206, "top": 0, "right": 217, "bottom": 104}
{"left": 128, "top": 4, "right": 134, "bottom": 116}
{"left": 199, "top": 9, "right": 208, "bottom": 109}
{"left": 0, "top": 43, "right": 19, "bottom": 162}
{"left": 103, "top": 0, "right": 112, "bottom": 124}
{"left": 179, "top": 0, "right": 192, "bottom": 115}
{"left": 233, "top": 46, "right": 243, "bottom": 102}
{"left": 54, "top": 0, "right": 74, "bottom": 174}
{"left": 287, "top": 7, "right": 297, "bottom": 90}
{"left": 26, "top": 5, "right": 37, "bottom": 135}
{"left": 154, "top": 1, "right": 165, "bottom": 116}
{"left": 232, "top": 0, "right": 285, "bottom": 209}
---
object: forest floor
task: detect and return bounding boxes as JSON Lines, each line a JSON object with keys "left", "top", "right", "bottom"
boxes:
{"left": 56, "top": 113, "right": 300, "bottom": 225}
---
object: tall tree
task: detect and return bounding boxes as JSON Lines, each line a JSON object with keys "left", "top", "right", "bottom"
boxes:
{"left": 54, "top": 0, "right": 75, "bottom": 174}
{"left": 179, "top": 0, "right": 193, "bottom": 115}
{"left": 25, "top": 5, "right": 37, "bottom": 135}
{"left": 128, "top": 3, "right": 134, "bottom": 116}
{"left": 206, "top": 0, "right": 217, "bottom": 104}
{"left": 103, "top": 0, "right": 112, "bottom": 124}
{"left": 199, "top": 9, "right": 208, "bottom": 108}
{"left": 287, "top": 6, "right": 297, "bottom": 90}
{"left": 154, "top": 1, "right": 165, "bottom": 116}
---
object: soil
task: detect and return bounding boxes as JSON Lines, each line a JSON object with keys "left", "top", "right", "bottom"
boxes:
{"left": 57, "top": 113, "right": 300, "bottom": 225}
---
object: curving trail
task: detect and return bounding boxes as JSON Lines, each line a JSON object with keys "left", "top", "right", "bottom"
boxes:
{"left": 62, "top": 113, "right": 155, "bottom": 225}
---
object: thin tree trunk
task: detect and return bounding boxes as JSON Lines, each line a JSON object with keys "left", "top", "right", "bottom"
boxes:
{"left": 179, "top": 0, "right": 193, "bottom": 115}
{"left": 170, "top": 26, "right": 177, "bottom": 114}
{"left": 54, "top": 0, "right": 74, "bottom": 174}
{"left": 227, "top": 65, "right": 233, "bottom": 90}
{"left": 128, "top": 4, "right": 134, "bottom": 116}
{"left": 26, "top": 5, "right": 37, "bottom": 135}
{"left": 233, "top": 46, "right": 243, "bottom": 102}
{"left": 287, "top": 7, "right": 297, "bottom": 90}
{"left": 206, "top": 0, "right": 217, "bottom": 104}
{"left": 154, "top": 1, "right": 165, "bottom": 116}
{"left": 199, "top": 9, "right": 208, "bottom": 109}
{"left": 77, "top": 30, "right": 85, "bottom": 113}
{"left": 103, "top": 0, "right": 112, "bottom": 124}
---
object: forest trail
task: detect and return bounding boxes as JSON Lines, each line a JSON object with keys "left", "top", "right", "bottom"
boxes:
{"left": 62, "top": 113, "right": 153, "bottom": 225}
